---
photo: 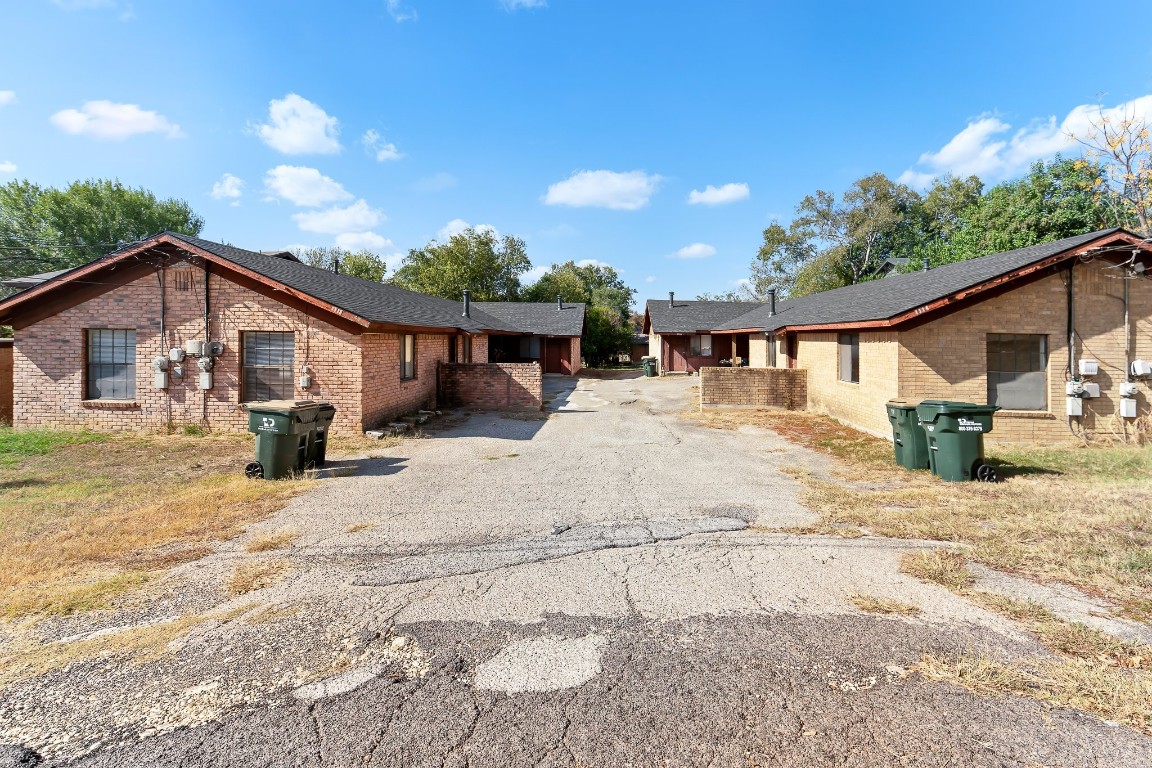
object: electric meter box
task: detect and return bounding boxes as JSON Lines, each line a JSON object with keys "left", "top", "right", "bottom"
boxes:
{"left": 1082, "top": 382, "right": 1101, "bottom": 398}
{"left": 1121, "top": 398, "right": 1138, "bottom": 419}
{"left": 1078, "top": 359, "right": 1099, "bottom": 376}
{"left": 184, "top": 339, "right": 204, "bottom": 356}
{"left": 1066, "top": 397, "right": 1083, "bottom": 416}
{"left": 1120, "top": 381, "right": 1139, "bottom": 398}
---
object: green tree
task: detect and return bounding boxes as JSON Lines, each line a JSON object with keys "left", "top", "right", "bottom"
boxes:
{"left": 930, "top": 156, "right": 1128, "bottom": 267}
{"left": 523, "top": 260, "right": 637, "bottom": 364}
{"left": 0, "top": 178, "right": 203, "bottom": 282}
{"left": 1071, "top": 106, "right": 1152, "bottom": 236}
{"left": 293, "top": 246, "right": 388, "bottom": 282}
{"left": 390, "top": 227, "right": 530, "bottom": 301}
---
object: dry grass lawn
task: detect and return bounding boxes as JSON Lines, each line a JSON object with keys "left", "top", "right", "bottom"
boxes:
{"left": 847, "top": 593, "right": 922, "bottom": 615}
{"left": 0, "top": 428, "right": 313, "bottom": 619}
{"left": 687, "top": 408, "right": 1152, "bottom": 733}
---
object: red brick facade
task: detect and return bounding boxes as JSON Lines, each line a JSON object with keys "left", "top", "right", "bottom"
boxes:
{"left": 10, "top": 264, "right": 455, "bottom": 433}
{"left": 0, "top": 338, "right": 12, "bottom": 425}
{"left": 438, "top": 362, "right": 543, "bottom": 411}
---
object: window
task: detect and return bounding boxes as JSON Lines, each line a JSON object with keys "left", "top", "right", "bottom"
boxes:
{"left": 690, "top": 334, "right": 712, "bottom": 356}
{"left": 448, "top": 335, "right": 458, "bottom": 364}
{"left": 519, "top": 336, "right": 541, "bottom": 359}
{"left": 768, "top": 336, "right": 777, "bottom": 368}
{"left": 400, "top": 334, "right": 416, "bottom": 379}
{"left": 987, "top": 334, "right": 1047, "bottom": 410}
{"left": 86, "top": 329, "right": 136, "bottom": 400}
{"left": 172, "top": 270, "right": 193, "bottom": 292}
{"left": 838, "top": 333, "right": 859, "bottom": 383}
{"left": 243, "top": 332, "right": 294, "bottom": 402}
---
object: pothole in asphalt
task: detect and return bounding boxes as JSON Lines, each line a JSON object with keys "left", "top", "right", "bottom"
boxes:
{"left": 473, "top": 634, "right": 608, "bottom": 693}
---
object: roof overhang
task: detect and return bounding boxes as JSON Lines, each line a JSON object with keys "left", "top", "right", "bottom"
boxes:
{"left": 758, "top": 231, "right": 1151, "bottom": 335}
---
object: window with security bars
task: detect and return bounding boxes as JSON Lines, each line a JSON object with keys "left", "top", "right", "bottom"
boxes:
{"left": 243, "top": 332, "right": 295, "bottom": 402}
{"left": 86, "top": 329, "right": 136, "bottom": 399}
{"left": 987, "top": 334, "right": 1047, "bottom": 410}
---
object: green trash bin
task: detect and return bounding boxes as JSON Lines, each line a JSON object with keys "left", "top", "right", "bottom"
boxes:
{"left": 915, "top": 400, "right": 1001, "bottom": 482}
{"left": 885, "top": 401, "right": 929, "bottom": 470}
{"left": 641, "top": 356, "right": 657, "bottom": 377}
{"left": 307, "top": 403, "right": 337, "bottom": 467}
{"left": 243, "top": 400, "right": 323, "bottom": 480}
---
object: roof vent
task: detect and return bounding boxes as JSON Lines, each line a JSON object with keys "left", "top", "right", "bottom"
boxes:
{"left": 669, "top": 291, "right": 675, "bottom": 308}
{"left": 922, "top": 257, "right": 930, "bottom": 272}
{"left": 462, "top": 289, "right": 471, "bottom": 318}
{"left": 557, "top": 293, "right": 563, "bottom": 311}
{"left": 767, "top": 288, "right": 776, "bottom": 317}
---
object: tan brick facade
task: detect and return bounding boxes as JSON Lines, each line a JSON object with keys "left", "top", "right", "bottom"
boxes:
{"left": 11, "top": 264, "right": 456, "bottom": 433}
{"left": 0, "top": 338, "right": 12, "bottom": 424}
{"left": 438, "top": 362, "right": 542, "bottom": 410}
{"left": 699, "top": 367, "right": 806, "bottom": 409}
{"left": 790, "top": 261, "right": 1152, "bottom": 444}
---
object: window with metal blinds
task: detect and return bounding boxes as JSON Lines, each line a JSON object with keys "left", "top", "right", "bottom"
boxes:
{"left": 243, "top": 331, "right": 295, "bottom": 401}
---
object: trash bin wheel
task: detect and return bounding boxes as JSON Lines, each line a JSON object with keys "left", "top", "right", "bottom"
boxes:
{"left": 244, "top": 461, "right": 265, "bottom": 479}
{"left": 974, "top": 463, "right": 998, "bottom": 483}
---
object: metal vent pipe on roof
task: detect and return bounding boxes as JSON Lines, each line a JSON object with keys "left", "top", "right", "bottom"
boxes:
{"left": 557, "top": 294, "right": 563, "bottom": 310}
{"left": 462, "top": 289, "right": 471, "bottom": 317}
{"left": 767, "top": 288, "right": 776, "bottom": 317}
{"left": 669, "top": 291, "right": 675, "bottom": 308}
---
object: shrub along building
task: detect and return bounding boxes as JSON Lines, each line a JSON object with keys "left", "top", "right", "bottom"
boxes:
{"left": 0, "top": 232, "right": 584, "bottom": 433}
{"left": 645, "top": 228, "right": 1152, "bottom": 444}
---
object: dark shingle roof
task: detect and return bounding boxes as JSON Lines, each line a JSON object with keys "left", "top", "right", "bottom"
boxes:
{"left": 471, "top": 302, "right": 586, "bottom": 336}
{"left": 168, "top": 234, "right": 513, "bottom": 333}
{"left": 645, "top": 299, "right": 765, "bottom": 334}
{"left": 0, "top": 268, "right": 72, "bottom": 290}
{"left": 701, "top": 228, "right": 1121, "bottom": 333}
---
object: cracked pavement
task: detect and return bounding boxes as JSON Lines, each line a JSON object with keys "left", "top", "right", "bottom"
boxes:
{"left": 2, "top": 373, "right": 1149, "bottom": 767}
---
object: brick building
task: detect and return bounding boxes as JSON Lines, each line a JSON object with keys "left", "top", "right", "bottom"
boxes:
{"left": 646, "top": 228, "right": 1152, "bottom": 444}
{"left": 0, "top": 233, "right": 581, "bottom": 433}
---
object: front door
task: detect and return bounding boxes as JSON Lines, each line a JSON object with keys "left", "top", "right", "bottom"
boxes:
{"left": 666, "top": 337, "right": 690, "bottom": 372}
{"left": 545, "top": 339, "right": 563, "bottom": 373}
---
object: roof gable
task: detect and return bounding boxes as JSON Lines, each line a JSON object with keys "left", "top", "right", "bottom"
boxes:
{"left": 471, "top": 301, "right": 586, "bottom": 336}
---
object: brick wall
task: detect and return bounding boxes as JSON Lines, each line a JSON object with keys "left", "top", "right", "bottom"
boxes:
{"left": 361, "top": 333, "right": 448, "bottom": 428}
{"left": 438, "top": 362, "right": 542, "bottom": 410}
{"left": 0, "top": 338, "right": 12, "bottom": 424}
{"left": 569, "top": 336, "right": 582, "bottom": 374}
{"left": 898, "top": 260, "right": 1152, "bottom": 444}
{"left": 699, "top": 366, "right": 807, "bottom": 409}
{"left": 471, "top": 334, "right": 489, "bottom": 365}
{"left": 799, "top": 331, "right": 901, "bottom": 437}
{"left": 12, "top": 263, "right": 368, "bottom": 433}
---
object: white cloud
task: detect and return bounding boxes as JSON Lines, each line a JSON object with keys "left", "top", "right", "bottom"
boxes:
{"left": 264, "top": 165, "right": 352, "bottom": 207}
{"left": 253, "top": 93, "right": 341, "bottom": 155}
{"left": 362, "top": 129, "right": 403, "bottom": 162}
{"left": 543, "top": 169, "right": 663, "bottom": 210}
{"left": 0, "top": 91, "right": 14, "bottom": 108}
{"left": 523, "top": 265, "right": 549, "bottom": 283}
{"left": 413, "top": 172, "right": 458, "bottom": 193}
{"left": 436, "top": 218, "right": 497, "bottom": 241}
{"left": 0, "top": 161, "right": 16, "bottom": 174}
{"left": 899, "top": 94, "right": 1152, "bottom": 187}
{"left": 644, "top": 275, "right": 657, "bottom": 283}
{"left": 386, "top": 0, "right": 417, "bottom": 21}
{"left": 335, "top": 231, "right": 394, "bottom": 252}
{"left": 576, "top": 258, "right": 610, "bottom": 269}
{"left": 669, "top": 243, "right": 716, "bottom": 259}
{"left": 501, "top": 0, "right": 547, "bottom": 9}
{"left": 210, "top": 173, "right": 244, "bottom": 204}
{"left": 50, "top": 100, "right": 182, "bottom": 140}
{"left": 293, "top": 200, "right": 383, "bottom": 234}
{"left": 687, "top": 182, "right": 749, "bottom": 206}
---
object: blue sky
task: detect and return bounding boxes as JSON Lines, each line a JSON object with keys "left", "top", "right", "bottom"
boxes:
{"left": 2, "top": 1, "right": 1151, "bottom": 307}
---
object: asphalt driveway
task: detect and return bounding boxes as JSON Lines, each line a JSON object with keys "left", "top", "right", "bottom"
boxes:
{"left": 2, "top": 373, "right": 1149, "bottom": 767}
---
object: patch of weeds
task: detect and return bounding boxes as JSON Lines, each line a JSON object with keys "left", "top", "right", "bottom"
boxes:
{"left": 177, "top": 423, "right": 207, "bottom": 437}
{"left": 1123, "top": 550, "right": 1152, "bottom": 573}
{"left": 900, "top": 550, "right": 975, "bottom": 590}
{"left": 917, "top": 653, "right": 1152, "bottom": 736}
{"left": 0, "top": 427, "right": 106, "bottom": 466}
{"left": 848, "top": 593, "right": 921, "bottom": 615}
{"left": 245, "top": 529, "right": 301, "bottom": 553}
{"left": 227, "top": 559, "right": 291, "bottom": 595}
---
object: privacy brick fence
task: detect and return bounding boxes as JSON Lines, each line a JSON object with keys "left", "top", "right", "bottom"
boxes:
{"left": 699, "top": 367, "right": 807, "bottom": 410}
{"left": 0, "top": 338, "right": 12, "bottom": 424}
{"left": 438, "top": 362, "right": 543, "bottom": 411}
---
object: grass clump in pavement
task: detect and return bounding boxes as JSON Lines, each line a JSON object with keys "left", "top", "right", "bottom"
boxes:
{"left": 245, "top": 529, "right": 301, "bottom": 553}
{"left": 0, "top": 428, "right": 312, "bottom": 618}
{"left": 686, "top": 410, "right": 1152, "bottom": 620}
{"left": 848, "top": 593, "right": 921, "bottom": 615}
{"left": 227, "top": 559, "right": 292, "bottom": 595}
{"left": 900, "top": 551, "right": 976, "bottom": 591}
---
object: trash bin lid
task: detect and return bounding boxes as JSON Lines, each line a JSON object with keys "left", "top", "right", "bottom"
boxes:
{"left": 885, "top": 400, "right": 920, "bottom": 412}
{"left": 243, "top": 400, "right": 318, "bottom": 413}
{"left": 916, "top": 400, "right": 1000, "bottom": 421}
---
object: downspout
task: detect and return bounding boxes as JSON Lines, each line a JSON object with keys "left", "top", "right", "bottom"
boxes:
{"left": 1066, "top": 261, "right": 1075, "bottom": 379}
{"left": 203, "top": 260, "right": 210, "bottom": 425}
{"left": 158, "top": 266, "right": 171, "bottom": 429}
